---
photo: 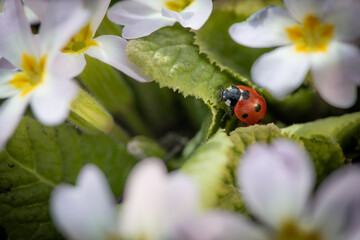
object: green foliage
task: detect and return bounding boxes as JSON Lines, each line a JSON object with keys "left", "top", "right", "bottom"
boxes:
{"left": 283, "top": 112, "right": 360, "bottom": 145}
{"left": 0, "top": 117, "right": 138, "bottom": 239}
{"left": 181, "top": 131, "right": 245, "bottom": 211}
{"left": 300, "top": 135, "right": 344, "bottom": 183}
{"left": 127, "top": 25, "right": 247, "bottom": 107}
{"left": 179, "top": 110, "right": 360, "bottom": 212}
{"left": 283, "top": 112, "right": 360, "bottom": 160}
{"left": 127, "top": 136, "right": 167, "bottom": 160}
{"left": 230, "top": 123, "right": 285, "bottom": 154}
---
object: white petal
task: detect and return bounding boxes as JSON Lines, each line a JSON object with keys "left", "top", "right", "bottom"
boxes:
{"left": 238, "top": 140, "right": 315, "bottom": 229}
{"left": 50, "top": 164, "right": 117, "bottom": 240}
{"left": 0, "top": 57, "right": 17, "bottom": 70}
{"left": 24, "top": 4, "right": 40, "bottom": 24}
{"left": 161, "top": 0, "right": 213, "bottom": 30}
{"left": 30, "top": 74, "right": 78, "bottom": 126}
{"left": 119, "top": 158, "right": 168, "bottom": 240}
{"left": 311, "top": 166, "right": 360, "bottom": 240}
{"left": 0, "top": 95, "right": 30, "bottom": 151}
{"left": 323, "top": 7, "right": 360, "bottom": 42}
{"left": 86, "top": 35, "right": 151, "bottom": 82}
{"left": 0, "top": 0, "right": 36, "bottom": 67}
{"left": 22, "top": 0, "right": 49, "bottom": 21}
{"left": 39, "top": 0, "right": 89, "bottom": 58}
{"left": 283, "top": 0, "right": 325, "bottom": 22}
{"left": 107, "top": 0, "right": 161, "bottom": 25}
{"left": 173, "top": 211, "right": 267, "bottom": 240}
{"left": 163, "top": 173, "right": 199, "bottom": 237}
{"left": 122, "top": 17, "right": 175, "bottom": 39}
{"left": 0, "top": 69, "right": 20, "bottom": 98}
{"left": 324, "top": 0, "right": 360, "bottom": 10}
{"left": 53, "top": 53, "right": 87, "bottom": 78}
{"left": 84, "top": 0, "right": 110, "bottom": 34}
{"left": 107, "top": 1, "right": 175, "bottom": 39}
{"left": 251, "top": 46, "right": 310, "bottom": 98}
{"left": 133, "top": 0, "right": 164, "bottom": 10}
{"left": 229, "top": 6, "right": 296, "bottom": 48}
{"left": 311, "top": 42, "right": 360, "bottom": 108}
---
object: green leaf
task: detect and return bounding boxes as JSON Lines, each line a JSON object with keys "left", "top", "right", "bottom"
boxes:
{"left": 127, "top": 25, "right": 247, "bottom": 107}
{"left": 230, "top": 123, "right": 285, "bottom": 154}
{"left": 299, "top": 135, "right": 344, "bottom": 183}
{"left": 282, "top": 112, "right": 360, "bottom": 154}
{"left": 127, "top": 136, "right": 167, "bottom": 160}
{"left": 230, "top": 124, "right": 344, "bottom": 183}
{"left": 79, "top": 56, "right": 150, "bottom": 136}
{"left": 0, "top": 117, "right": 138, "bottom": 239}
{"left": 181, "top": 131, "right": 245, "bottom": 211}
{"left": 194, "top": 0, "right": 282, "bottom": 79}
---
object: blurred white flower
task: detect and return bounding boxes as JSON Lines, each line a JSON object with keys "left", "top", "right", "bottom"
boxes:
{"left": 51, "top": 158, "right": 199, "bottom": 240}
{"left": 229, "top": 0, "right": 360, "bottom": 108}
{"left": 107, "top": 0, "right": 213, "bottom": 39}
{"left": 0, "top": 0, "right": 89, "bottom": 150}
{"left": 51, "top": 164, "right": 118, "bottom": 240}
{"left": 23, "top": 0, "right": 151, "bottom": 83}
{"left": 176, "top": 140, "right": 360, "bottom": 240}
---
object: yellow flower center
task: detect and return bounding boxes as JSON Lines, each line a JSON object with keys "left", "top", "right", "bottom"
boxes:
{"left": 10, "top": 54, "right": 47, "bottom": 97}
{"left": 62, "top": 23, "right": 98, "bottom": 54}
{"left": 274, "top": 221, "right": 322, "bottom": 240}
{"left": 286, "top": 14, "right": 334, "bottom": 53}
{"left": 164, "top": 0, "right": 193, "bottom": 12}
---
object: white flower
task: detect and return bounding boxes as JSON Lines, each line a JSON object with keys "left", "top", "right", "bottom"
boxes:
{"left": 0, "top": 0, "right": 90, "bottom": 150}
{"left": 51, "top": 164, "right": 118, "bottom": 240}
{"left": 23, "top": 0, "right": 151, "bottom": 83}
{"left": 175, "top": 140, "right": 360, "bottom": 240}
{"left": 107, "top": 0, "right": 213, "bottom": 39}
{"left": 229, "top": 0, "right": 360, "bottom": 108}
{"left": 51, "top": 158, "right": 199, "bottom": 240}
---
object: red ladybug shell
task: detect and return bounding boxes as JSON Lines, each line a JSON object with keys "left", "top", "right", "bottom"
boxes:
{"left": 234, "top": 85, "right": 267, "bottom": 125}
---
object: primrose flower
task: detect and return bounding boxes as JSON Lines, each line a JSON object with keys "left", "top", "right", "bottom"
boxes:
{"left": 51, "top": 158, "right": 199, "bottom": 240}
{"left": 107, "top": 0, "right": 213, "bottom": 39}
{"left": 229, "top": 0, "right": 360, "bottom": 108}
{"left": 0, "top": 0, "right": 89, "bottom": 150}
{"left": 177, "top": 140, "right": 360, "bottom": 240}
{"left": 23, "top": 0, "right": 151, "bottom": 82}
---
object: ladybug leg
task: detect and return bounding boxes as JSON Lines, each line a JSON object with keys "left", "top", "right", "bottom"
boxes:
{"left": 221, "top": 108, "right": 234, "bottom": 122}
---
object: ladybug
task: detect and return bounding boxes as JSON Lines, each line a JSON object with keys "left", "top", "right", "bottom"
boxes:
{"left": 219, "top": 85, "right": 267, "bottom": 125}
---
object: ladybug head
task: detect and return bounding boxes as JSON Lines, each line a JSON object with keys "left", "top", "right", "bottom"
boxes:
{"left": 219, "top": 85, "right": 241, "bottom": 109}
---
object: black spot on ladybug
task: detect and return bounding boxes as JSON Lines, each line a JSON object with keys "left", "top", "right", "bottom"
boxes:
{"left": 242, "top": 90, "right": 250, "bottom": 100}
{"left": 242, "top": 113, "right": 248, "bottom": 119}
{"left": 255, "top": 104, "right": 261, "bottom": 112}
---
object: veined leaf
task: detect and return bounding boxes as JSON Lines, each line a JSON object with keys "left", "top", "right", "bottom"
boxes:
{"left": 0, "top": 117, "right": 138, "bottom": 239}
{"left": 127, "top": 25, "right": 247, "bottom": 108}
{"left": 181, "top": 131, "right": 245, "bottom": 211}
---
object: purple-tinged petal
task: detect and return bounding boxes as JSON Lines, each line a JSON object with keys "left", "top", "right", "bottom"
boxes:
{"left": 0, "top": 0, "right": 36, "bottom": 67}
{"left": 51, "top": 164, "right": 117, "bottom": 240}
{"left": 229, "top": 6, "right": 296, "bottom": 48}
{"left": 173, "top": 211, "right": 268, "bottom": 240}
{"left": 311, "top": 42, "right": 360, "bottom": 108}
{"left": 311, "top": 166, "right": 360, "bottom": 240}
{"left": 238, "top": 140, "right": 315, "bottom": 229}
